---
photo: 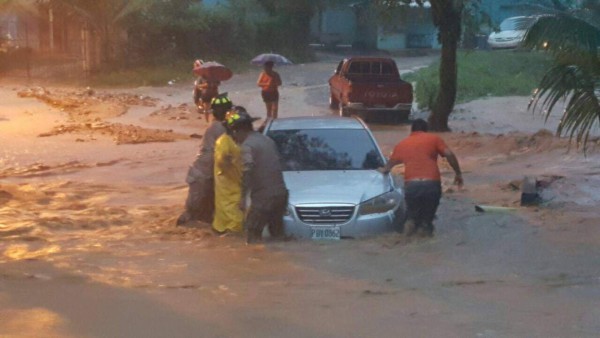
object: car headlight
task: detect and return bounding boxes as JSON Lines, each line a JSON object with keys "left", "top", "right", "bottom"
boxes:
{"left": 358, "top": 191, "right": 400, "bottom": 215}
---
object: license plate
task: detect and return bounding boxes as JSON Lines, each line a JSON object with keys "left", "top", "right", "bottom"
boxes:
{"left": 310, "top": 226, "right": 341, "bottom": 240}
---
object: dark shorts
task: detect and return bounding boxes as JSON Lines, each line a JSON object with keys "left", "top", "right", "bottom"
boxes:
{"left": 201, "top": 92, "right": 217, "bottom": 104}
{"left": 193, "top": 88, "right": 201, "bottom": 105}
{"left": 261, "top": 90, "right": 279, "bottom": 103}
{"left": 404, "top": 180, "right": 442, "bottom": 227}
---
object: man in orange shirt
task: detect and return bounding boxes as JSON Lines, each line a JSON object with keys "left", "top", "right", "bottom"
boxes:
{"left": 379, "top": 119, "right": 463, "bottom": 237}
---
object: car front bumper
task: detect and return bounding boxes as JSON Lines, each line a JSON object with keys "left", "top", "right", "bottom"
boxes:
{"left": 488, "top": 39, "right": 522, "bottom": 49}
{"left": 283, "top": 203, "right": 404, "bottom": 239}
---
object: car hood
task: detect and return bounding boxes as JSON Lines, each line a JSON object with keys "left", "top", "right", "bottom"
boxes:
{"left": 489, "top": 30, "right": 525, "bottom": 40}
{"left": 284, "top": 170, "right": 394, "bottom": 206}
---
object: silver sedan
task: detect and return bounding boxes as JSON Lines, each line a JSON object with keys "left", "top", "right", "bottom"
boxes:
{"left": 263, "top": 116, "right": 406, "bottom": 239}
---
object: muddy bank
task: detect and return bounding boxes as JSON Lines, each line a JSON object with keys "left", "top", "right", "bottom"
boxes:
{"left": 16, "top": 87, "right": 187, "bottom": 144}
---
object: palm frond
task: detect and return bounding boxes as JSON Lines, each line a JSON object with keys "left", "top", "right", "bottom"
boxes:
{"left": 529, "top": 65, "right": 579, "bottom": 116}
{"left": 529, "top": 63, "right": 600, "bottom": 151}
{"left": 558, "top": 90, "right": 600, "bottom": 149}
{"left": 524, "top": 14, "right": 600, "bottom": 56}
{"left": 525, "top": 9, "right": 600, "bottom": 152}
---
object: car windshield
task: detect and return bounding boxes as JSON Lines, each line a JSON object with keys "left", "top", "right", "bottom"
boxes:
{"left": 499, "top": 17, "right": 537, "bottom": 31}
{"left": 267, "top": 128, "right": 384, "bottom": 171}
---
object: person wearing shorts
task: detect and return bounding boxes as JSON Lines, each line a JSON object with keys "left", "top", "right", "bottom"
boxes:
{"left": 197, "top": 76, "right": 220, "bottom": 123}
{"left": 257, "top": 61, "right": 282, "bottom": 120}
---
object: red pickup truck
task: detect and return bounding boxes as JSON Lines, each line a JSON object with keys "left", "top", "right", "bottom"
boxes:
{"left": 328, "top": 57, "right": 413, "bottom": 123}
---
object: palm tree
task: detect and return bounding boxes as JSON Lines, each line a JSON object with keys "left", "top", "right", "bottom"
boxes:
{"left": 523, "top": 2, "right": 600, "bottom": 150}
{"left": 427, "top": 0, "right": 464, "bottom": 131}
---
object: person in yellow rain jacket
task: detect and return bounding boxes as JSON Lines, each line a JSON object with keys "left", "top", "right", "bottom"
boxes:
{"left": 212, "top": 104, "right": 245, "bottom": 234}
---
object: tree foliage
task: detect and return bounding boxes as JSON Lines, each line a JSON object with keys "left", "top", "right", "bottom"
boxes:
{"left": 0, "top": 0, "right": 39, "bottom": 14}
{"left": 124, "top": 0, "right": 210, "bottom": 63}
{"left": 51, "top": 0, "right": 149, "bottom": 65}
{"left": 253, "top": 0, "right": 318, "bottom": 59}
{"left": 2, "top": 0, "right": 367, "bottom": 69}
{"left": 251, "top": 0, "right": 354, "bottom": 59}
{"left": 523, "top": 0, "right": 600, "bottom": 150}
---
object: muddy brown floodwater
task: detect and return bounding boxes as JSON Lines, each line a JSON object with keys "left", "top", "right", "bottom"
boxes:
{"left": 1, "top": 53, "right": 600, "bottom": 337}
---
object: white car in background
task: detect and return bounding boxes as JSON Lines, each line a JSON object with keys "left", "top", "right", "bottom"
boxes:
{"left": 488, "top": 16, "right": 539, "bottom": 49}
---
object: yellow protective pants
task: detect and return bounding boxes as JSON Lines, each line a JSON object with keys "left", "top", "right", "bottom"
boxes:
{"left": 212, "top": 134, "right": 243, "bottom": 233}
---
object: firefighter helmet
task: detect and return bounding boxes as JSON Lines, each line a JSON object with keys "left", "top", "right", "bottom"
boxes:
{"left": 225, "top": 106, "right": 259, "bottom": 130}
{"left": 211, "top": 93, "right": 233, "bottom": 120}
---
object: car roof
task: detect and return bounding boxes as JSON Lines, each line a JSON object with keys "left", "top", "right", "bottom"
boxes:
{"left": 344, "top": 56, "right": 395, "bottom": 62}
{"left": 267, "top": 116, "right": 367, "bottom": 131}
{"left": 499, "top": 15, "right": 538, "bottom": 28}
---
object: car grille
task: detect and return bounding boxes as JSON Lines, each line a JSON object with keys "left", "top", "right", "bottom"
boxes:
{"left": 295, "top": 206, "right": 355, "bottom": 224}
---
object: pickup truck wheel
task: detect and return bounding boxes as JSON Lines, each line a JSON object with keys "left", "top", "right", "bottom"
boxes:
{"left": 329, "top": 94, "right": 339, "bottom": 109}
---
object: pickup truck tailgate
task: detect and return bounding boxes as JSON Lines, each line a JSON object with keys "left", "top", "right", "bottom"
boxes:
{"left": 349, "top": 80, "right": 413, "bottom": 107}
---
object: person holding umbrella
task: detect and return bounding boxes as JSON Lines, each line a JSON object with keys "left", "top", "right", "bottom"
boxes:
{"left": 256, "top": 61, "right": 282, "bottom": 120}
{"left": 197, "top": 77, "right": 221, "bottom": 123}
{"left": 192, "top": 60, "right": 233, "bottom": 123}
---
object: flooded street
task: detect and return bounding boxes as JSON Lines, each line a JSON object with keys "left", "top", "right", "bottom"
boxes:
{"left": 1, "top": 54, "right": 600, "bottom": 337}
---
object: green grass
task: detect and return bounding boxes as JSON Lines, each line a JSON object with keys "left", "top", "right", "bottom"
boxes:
{"left": 89, "top": 60, "right": 194, "bottom": 87}
{"left": 5, "top": 50, "right": 311, "bottom": 88}
{"left": 403, "top": 50, "right": 553, "bottom": 109}
{"left": 87, "top": 49, "right": 316, "bottom": 88}
{"left": 88, "top": 56, "right": 257, "bottom": 88}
